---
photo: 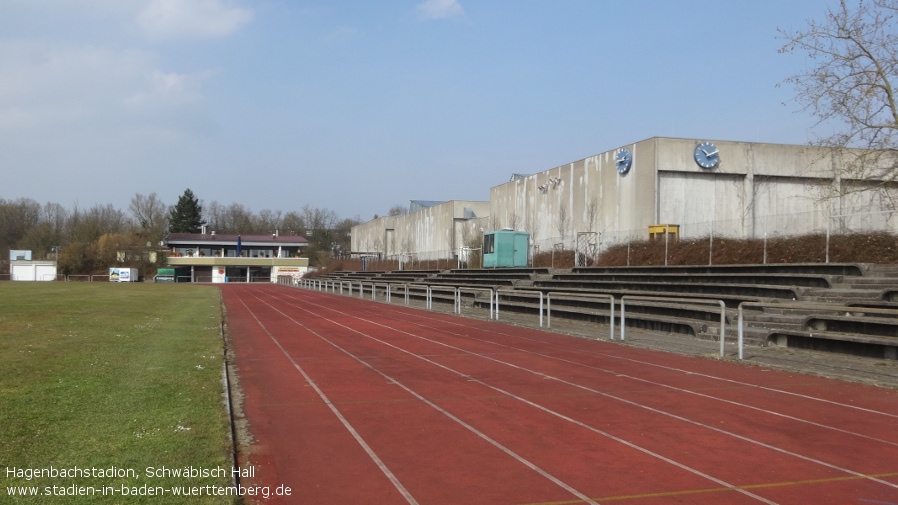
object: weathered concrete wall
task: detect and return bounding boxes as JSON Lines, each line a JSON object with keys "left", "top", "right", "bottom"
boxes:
{"left": 352, "top": 137, "right": 897, "bottom": 261}
{"left": 351, "top": 201, "right": 489, "bottom": 261}
{"left": 488, "top": 138, "right": 659, "bottom": 251}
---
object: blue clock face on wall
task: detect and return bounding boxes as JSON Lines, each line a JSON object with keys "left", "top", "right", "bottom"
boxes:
{"left": 615, "top": 148, "right": 632, "bottom": 174}
{"left": 694, "top": 141, "right": 720, "bottom": 169}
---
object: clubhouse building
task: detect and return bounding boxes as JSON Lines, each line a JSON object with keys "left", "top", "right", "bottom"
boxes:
{"left": 164, "top": 232, "right": 309, "bottom": 283}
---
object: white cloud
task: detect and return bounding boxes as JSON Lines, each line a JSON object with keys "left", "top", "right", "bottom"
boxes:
{"left": 0, "top": 40, "right": 209, "bottom": 133}
{"left": 416, "top": 0, "right": 464, "bottom": 21}
{"left": 125, "top": 69, "right": 213, "bottom": 111}
{"left": 137, "top": 0, "right": 254, "bottom": 39}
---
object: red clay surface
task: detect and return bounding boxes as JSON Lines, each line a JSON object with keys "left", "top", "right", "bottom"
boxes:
{"left": 222, "top": 284, "right": 898, "bottom": 505}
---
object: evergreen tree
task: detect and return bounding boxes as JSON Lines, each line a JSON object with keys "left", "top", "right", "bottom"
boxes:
{"left": 168, "top": 189, "right": 205, "bottom": 233}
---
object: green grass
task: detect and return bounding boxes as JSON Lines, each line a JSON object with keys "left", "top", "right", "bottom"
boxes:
{"left": 0, "top": 283, "right": 235, "bottom": 504}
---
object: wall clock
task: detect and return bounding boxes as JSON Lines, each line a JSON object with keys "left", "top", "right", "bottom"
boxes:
{"left": 615, "top": 148, "right": 632, "bottom": 174}
{"left": 694, "top": 141, "right": 720, "bottom": 169}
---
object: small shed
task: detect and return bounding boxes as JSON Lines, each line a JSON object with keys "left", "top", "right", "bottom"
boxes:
{"left": 483, "top": 230, "right": 529, "bottom": 268}
{"left": 10, "top": 250, "right": 57, "bottom": 281}
{"left": 11, "top": 261, "right": 57, "bottom": 281}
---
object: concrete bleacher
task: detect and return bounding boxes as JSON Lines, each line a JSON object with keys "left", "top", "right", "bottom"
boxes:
{"left": 529, "top": 277, "right": 803, "bottom": 305}
{"left": 307, "top": 263, "right": 898, "bottom": 360}
{"left": 569, "top": 263, "right": 866, "bottom": 276}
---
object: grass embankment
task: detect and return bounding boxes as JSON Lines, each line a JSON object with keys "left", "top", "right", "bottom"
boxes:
{"left": 0, "top": 283, "right": 234, "bottom": 504}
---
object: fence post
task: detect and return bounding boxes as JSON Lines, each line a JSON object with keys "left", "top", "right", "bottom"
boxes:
{"left": 664, "top": 230, "right": 670, "bottom": 266}
{"left": 763, "top": 232, "right": 767, "bottom": 264}
{"left": 627, "top": 238, "right": 630, "bottom": 266}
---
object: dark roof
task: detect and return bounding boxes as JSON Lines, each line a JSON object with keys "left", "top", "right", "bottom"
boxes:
{"left": 165, "top": 233, "right": 308, "bottom": 245}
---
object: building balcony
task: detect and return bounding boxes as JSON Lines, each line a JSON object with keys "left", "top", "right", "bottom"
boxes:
{"left": 166, "top": 256, "right": 309, "bottom": 268}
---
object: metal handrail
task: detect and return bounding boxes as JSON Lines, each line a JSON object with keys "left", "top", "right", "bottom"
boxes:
{"left": 621, "top": 295, "right": 727, "bottom": 357}
{"left": 493, "top": 289, "right": 543, "bottom": 326}
{"left": 457, "top": 287, "right": 496, "bottom": 320}
{"left": 547, "top": 292, "right": 614, "bottom": 340}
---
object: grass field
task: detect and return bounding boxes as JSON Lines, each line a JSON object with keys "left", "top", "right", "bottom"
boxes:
{"left": 0, "top": 283, "right": 236, "bottom": 504}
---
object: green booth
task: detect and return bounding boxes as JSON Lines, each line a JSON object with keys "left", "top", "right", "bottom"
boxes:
{"left": 482, "top": 230, "right": 529, "bottom": 268}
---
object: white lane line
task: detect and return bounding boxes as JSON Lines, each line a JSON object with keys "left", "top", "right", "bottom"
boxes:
{"left": 273, "top": 290, "right": 898, "bottom": 494}
{"left": 298, "top": 288, "right": 898, "bottom": 420}
{"left": 334, "top": 302, "right": 898, "bottom": 448}
{"left": 243, "top": 290, "right": 599, "bottom": 505}
{"left": 257, "top": 291, "right": 780, "bottom": 505}
{"left": 235, "top": 296, "right": 420, "bottom": 505}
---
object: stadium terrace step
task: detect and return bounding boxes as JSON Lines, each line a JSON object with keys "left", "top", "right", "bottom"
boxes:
{"left": 804, "top": 315, "right": 898, "bottom": 337}
{"left": 552, "top": 272, "right": 838, "bottom": 288}
{"left": 449, "top": 267, "right": 551, "bottom": 276}
{"left": 571, "top": 262, "right": 866, "bottom": 277}
{"left": 738, "top": 313, "right": 806, "bottom": 331}
{"left": 846, "top": 300, "right": 898, "bottom": 312}
{"left": 531, "top": 279, "right": 803, "bottom": 303}
{"left": 515, "top": 285, "right": 768, "bottom": 309}
{"left": 766, "top": 330, "right": 898, "bottom": 360}
{"left": 801, "top": 287, "right": 886, "bottom": 300}
{"left": 838, "top": 274, "right": 898, "bottom": 286}
{"left": 865, "top": 264, "right": 898, "bottom": 277}
{"left": 424, "top": 277, "right": 516, "bottom": 287}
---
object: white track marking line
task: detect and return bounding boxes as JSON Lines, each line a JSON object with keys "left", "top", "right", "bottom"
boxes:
{"left": 326, "top": 298, "right": 898, "bottom": 448}
{"left": 240, "top": 290, "right": 599, "bottom": 505}
{"left": 270, "top": 289, "right": 898, "bottom": 493}
{"left": 253, "top": 289, "right": 782, "bottom": 505}
{"left": 299, "top": 288, "right": 898, "bottom": 420}
{"left": 235, "top": 296, "right": 420, "bottom": 505}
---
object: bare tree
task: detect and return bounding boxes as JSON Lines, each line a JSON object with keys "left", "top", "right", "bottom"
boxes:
{"left": 224, "top": 203, "right": 254, "bottom": 234}
{"left": 507, "top": 212, "right": 519, "bottom": 230}
{"left": 388, "top": 204, "right": 408, "bottom": 216}
{"left": 0, "top": 198, "right": 41, "bottom": 257}
{"left": 129, "top": 192, "right": 168, "bottom": 243}
{"left": 526, "top": 208, "right": 541, "bottom": 245}
{"left": 586, "top": 197, "right": 599, "bottom": 232}
{"left": 556, "top": 205, "right": 569, "bottom": 245}
{"left": 779, "top": 0, "right": 898, "bottom": 192}
{"left": 255, "top": 209, "right": 283, "bottom": 234}
{"left": 67, "top": 204, "right": 127, "bottom": 244}
{"left": 281, "top": 211, "right": 305, "bottom": 236}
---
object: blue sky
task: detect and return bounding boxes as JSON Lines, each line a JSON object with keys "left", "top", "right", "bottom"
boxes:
{"left": 1, "top": 0, "right": 834, "bottom": 221}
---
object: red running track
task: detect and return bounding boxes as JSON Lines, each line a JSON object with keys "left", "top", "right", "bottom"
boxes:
{"left": 222, "top": 284, "right": 898, "bottom": 505}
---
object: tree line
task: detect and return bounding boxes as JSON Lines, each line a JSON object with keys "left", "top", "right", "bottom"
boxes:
{"left": 0, "top": 189, "right": 360, "bottom": 276}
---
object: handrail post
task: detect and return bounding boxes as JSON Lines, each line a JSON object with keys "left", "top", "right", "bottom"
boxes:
{"left": 539, "top": 292, "right": 544, "bottom": 327}
{"left": 489, "top": 288, "right": 495, "bottom": 320}
{"left": 609, "top": 295, "right": 615, "bottom": 341}
{"left": 718, "top": 300, "right": 726, "bottom": 358}
{"left": 620, "top": 296, "right": 627, "bottom": 341}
